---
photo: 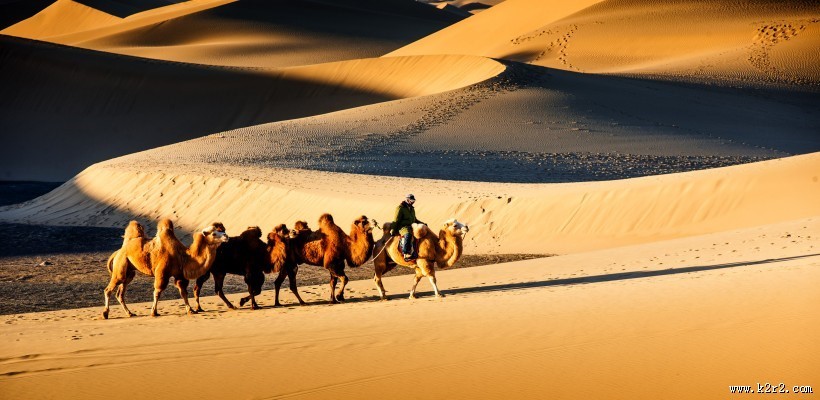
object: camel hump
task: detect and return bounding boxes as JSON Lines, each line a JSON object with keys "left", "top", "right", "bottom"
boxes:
{"left": 318, "top": 213, "right": 335, "bottom": 227}
{"left": 242, "top": 226, "right": 263, "bottom": 240}
{"left": 412, "top": 223, "right": 428, "bottom": 240}
{"left": 157, "top": 218, "right": 174, "bottom": 233}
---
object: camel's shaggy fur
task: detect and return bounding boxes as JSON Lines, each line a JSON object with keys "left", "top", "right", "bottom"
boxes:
{"left": 372, "top": 219, "right": 468, "bottom": 300}
{"left": 289, "top": 214, "right": 376, "bottom": 303}
{"left": 102, "top": 219, "right": 228, "bottom": 319}
{"left": 254, "top": 224, "right": 307, "bottom": 307}
{"left": 193, "top": 226, "right": 267, "bottom": 311}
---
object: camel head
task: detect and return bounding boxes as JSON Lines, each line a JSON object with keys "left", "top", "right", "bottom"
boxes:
{"left": 201, "top": 222, "right": 228, "bottom": 245}
{"left": 443, "top": 219, "right": 469, "bottom": 239}
{"left": 270, "top": 224, "right": 291, "bottom": 240}
{"left": 353, "top": 215, "right": 376, "bottom": 233}
{"left": 123, "top": 220, "right": 145, "bottom": 240}
{"left": 292, "top": 220, "right": 311, "bottom": 238}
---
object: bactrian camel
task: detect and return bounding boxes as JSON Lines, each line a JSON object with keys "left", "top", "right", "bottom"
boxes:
{"left": 372, "top": 219, "right": 468, "bottom": 300}
{"left": 194, "top": 226, "right": 267, "bottom": 311}
{"left": 102, "top": 219, "right": 228, "bottom": 319}
{"left": 289, "top": 214, "right": 376, "bottom": 303}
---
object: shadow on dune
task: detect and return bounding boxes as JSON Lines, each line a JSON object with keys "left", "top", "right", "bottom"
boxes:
{"left": 0, "top": 35, "right": 398, "bottom": 181}
{"left": 430, "top": 253, "right": 820, "bottom": 298}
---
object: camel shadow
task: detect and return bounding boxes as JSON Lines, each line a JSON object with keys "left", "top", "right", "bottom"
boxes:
{"left": 410, "top": 253, "right": 820, "bottom": 298}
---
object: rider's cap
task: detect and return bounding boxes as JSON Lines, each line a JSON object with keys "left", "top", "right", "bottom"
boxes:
{"left": 406, "top": 194, "right": 415, "bottom": 201}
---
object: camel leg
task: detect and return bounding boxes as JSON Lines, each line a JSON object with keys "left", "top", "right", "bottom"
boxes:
{"left": 115, "top": 269, "right": 137, "bottom": 317}
{"left": 174, "top": 278, "right": 196, "bottom": 315}
{"left": 336, "top": 274, "right": 349, "bottom": 302}
{"left": 272, "top": 268, "right": 287, "bottom": 307}
{"left": 194, "top": 272, "right": 210, "bottom": 312}
{"left": 418, "top": 260, "right": 444, "bottom": 298}
{"left": 328, "top": 275, "right": 339, "bottom": 304}
{"left": 102, "top": 278, "right": 118, "bottom": 320}
{"left": 372, "top": 251, "right": 389, "bottom": 300}
{"left": 288, "top": 265, "right": 306, "bottom": 306}
{"left": 408, "top": 269, "right": 424, "bottom": 299}
{"left": 103, "top": 251, "right": 129, "bottom": 319}
{"left": 213, "top": 273, "right": 236, "bottom": 309}
{"left": 151, "top": 273, "right": 170, "bottom": 317}
{"left": 374, "top": 272, "right": 389, "bottom": 301}
{"left": 244, "top": 278, "right": 260, "bottom": 310}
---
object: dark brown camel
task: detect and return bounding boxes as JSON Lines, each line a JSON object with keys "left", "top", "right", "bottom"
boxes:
{"left": 193, "top": 226, "right": 268, "bottom": 311}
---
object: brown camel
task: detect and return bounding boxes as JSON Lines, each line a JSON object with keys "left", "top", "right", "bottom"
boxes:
{"left": 257, "top": 223, "right": 307, "bottom": 308}
{"left": 102, "top": 219, "right": 228, "bottom": 319}
{"left": 372, "top": 219, "right": 468, "bottom": 300}
{"left": 289, "top": 214, "right": 376, "bottom": 303}
{"left": 193, "top": 226, "right": 267, "bottom": 312}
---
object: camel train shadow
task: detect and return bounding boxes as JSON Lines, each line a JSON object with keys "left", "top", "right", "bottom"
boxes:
{"left": 429, "top": 253, "right": 820, "bottom": 298}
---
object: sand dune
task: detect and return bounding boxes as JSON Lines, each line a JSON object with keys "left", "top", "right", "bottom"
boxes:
{"left": 4, "top": 0, "right": 464, "bottom": 68}
{"left": 3, "top": 152, "right": 818, "bottom": 255}
{"left": 1, "top": 0, "right": 818, "bottom": 397}
{"left": 1, "top": 0, "right": 121, "bottom": 39}
{"left": 1, "top": 0, "right": 233, "bottom": 42}
{"left": 1, "top": 216, "right": 817, "bottom": 399}
{"left": 0, "top": 35, "right": 503, "bottom": 180}
{"left": 392, "top": 0, "right": 820, "bottom": 86}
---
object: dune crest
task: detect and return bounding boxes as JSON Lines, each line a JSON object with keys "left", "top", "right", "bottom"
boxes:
{"left": 391, "top": 0, "right": 820, "bottom": 85}
{"left": 1, "top": 0, "right": 122, "bottom": 40}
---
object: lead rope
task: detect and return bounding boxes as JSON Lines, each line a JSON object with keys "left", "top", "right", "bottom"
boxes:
{"left": 372, "top": 236, "right": 394, "bottom": 261}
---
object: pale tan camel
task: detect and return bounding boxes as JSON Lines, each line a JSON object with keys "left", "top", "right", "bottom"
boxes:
{"left": 290, "top": 214, "right": 376, "bottom": 303}
{"left": 102, "top": 219, "right": 228, "bottom": 319}
{"left": 372, "top": 219, "right": 468, "bottom": 300}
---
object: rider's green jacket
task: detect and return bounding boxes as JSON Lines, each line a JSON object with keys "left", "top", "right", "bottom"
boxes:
{"left": 391, "top": 202, "right": 424, "bottom": 236}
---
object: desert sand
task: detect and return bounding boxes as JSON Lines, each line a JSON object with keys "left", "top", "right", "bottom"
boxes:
{"left": 1, "top": 217, "right": 817, "bottom": 399}
{"left": 0, "top": 0, "right": 818, "bottom": 398}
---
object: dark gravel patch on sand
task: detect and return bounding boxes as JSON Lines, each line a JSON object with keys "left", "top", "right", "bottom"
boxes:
{"left": 283, "top": 151, "right": 772, "bottom": 183}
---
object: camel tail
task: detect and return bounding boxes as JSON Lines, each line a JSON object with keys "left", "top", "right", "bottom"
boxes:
{"left": 106, "top": 251, "right": 117, "bottom": 274}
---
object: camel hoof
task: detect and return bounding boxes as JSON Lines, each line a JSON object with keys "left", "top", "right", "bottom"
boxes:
{"left": 195, "top": 307, "right": 204, "bottom": 313}
{"left": 239, "top": 298, "right": 249, "bottom": 307}
{"left": 102, "top": 310, "right": 109, "bottom": 320}
{"left": 151, "top": 311, "right": 159, "bottom": 317}
{"left": 299, "top": 302, "right": 307, "bottom": 306}
{"left": 187, "top": 309, "right": 197, "bottom": 315}
{"left": 250, "top": 304, "right": 260, "bottom": 310}
{"left": 127, "top": 312, "right": 135, "bottom": 317}
{"left": 408, "top": 294, "right": 418, "bottom": 300}
{"left": 436, "top": 293, "right": 446, "bottom": 298}
{"left": 273, "top": 303, "right": 283, "bottom": 308}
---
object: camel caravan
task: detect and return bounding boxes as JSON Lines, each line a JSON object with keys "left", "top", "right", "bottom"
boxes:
{"left": 102, "top": 206, "right": 469, "bottom": 319}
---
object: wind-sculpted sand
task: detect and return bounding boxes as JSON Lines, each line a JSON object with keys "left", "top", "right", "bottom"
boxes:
{"left": 392, "top": 0, "right": 820, "bottom": 86}
{"left": 2, "top": 0, "right": 463, "bottom": 68}
{"left": 0, "top": 0, "right": 818, "bottom": 398}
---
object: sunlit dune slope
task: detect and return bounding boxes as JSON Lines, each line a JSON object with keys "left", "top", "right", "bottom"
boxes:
{"left": 391, "top": 0, "right": 820, "bottom": 85}
{"left": 3, "top": 0, "right": 465, "bottom": 68}
{"left": 3, "top": 152, "right": 818, "bottom": 255}
{"left": 0, "top": 35, "right": 504, "bottom": 181}
{"left": 1, "top": 0, "right": 122, "bottom": 39}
